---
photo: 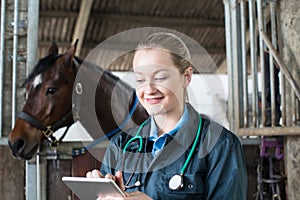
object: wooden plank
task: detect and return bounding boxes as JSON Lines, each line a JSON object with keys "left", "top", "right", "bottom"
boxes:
{"left": 236, "top": 126, "right": 300, "bottom": 136}
{"left": 72, "top": 0, "right": 94, "bottom": 56}
{"left": 0, "top": 146, "right": 24, "bottom": 200}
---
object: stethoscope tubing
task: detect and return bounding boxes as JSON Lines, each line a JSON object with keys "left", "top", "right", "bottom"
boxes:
{"left": 180, "top": 115, "right": 202, "bottom": 175}
{"left": 122, "top": 114, "right": 203, "bottom": 190}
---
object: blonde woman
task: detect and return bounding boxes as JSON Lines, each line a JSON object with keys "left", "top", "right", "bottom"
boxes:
{"left": 87, "top": 32, "right": 247, "bottom": 200}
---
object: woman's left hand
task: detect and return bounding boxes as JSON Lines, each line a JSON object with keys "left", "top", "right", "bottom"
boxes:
{"left": 124, "top": 191, "right": 152, "bottom": 200}
{"left": 97, "top": 171, "right": 152, "bottom": 200}
{"left": 97, "top": 191, "right": 152, "bottom": 200}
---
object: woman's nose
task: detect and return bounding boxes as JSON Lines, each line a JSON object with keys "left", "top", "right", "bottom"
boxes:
{"left": 143, "top": 82, "right": 157, "bottom": 94}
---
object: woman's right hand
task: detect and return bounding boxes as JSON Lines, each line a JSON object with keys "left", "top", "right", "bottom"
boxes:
{"left": 86, "top": 169, "right": 124, "bottom": 190}
{"left": 86, "top": 169, "right": 104, "bottom": 178}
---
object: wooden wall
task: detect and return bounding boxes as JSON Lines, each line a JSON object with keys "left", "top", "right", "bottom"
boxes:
{"left": 278, "top": 0, "right": 300, "bottom": 199}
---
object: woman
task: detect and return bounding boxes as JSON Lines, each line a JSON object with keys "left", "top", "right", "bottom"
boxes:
{"left": 87, "top": 32, "right": 247, "bottom": 199}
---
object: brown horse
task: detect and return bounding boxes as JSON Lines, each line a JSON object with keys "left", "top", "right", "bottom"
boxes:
{"left": 8, "top": 41, "right": 148, "bottom": 160}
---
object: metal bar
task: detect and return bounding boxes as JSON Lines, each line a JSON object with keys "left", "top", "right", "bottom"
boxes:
{"left": 257, "top": 0, "right": 266, "bottom": 126}
{"left": 223, "top": 0, "right": 235, "bottom": 130}
{"left": 27, "top": 2, "right": 40, "bottom": 199}
{"left": 270, "top": 1, "right": 277, "bottom": 126}
{"left": 231, "top": 0, "right": 243, "bottom": 130}
{"left": 269, "top": 51, "right": 276, "bottom": 126}
{"left": 27, "top": 0, "right": 39, "bottom": 76}
{"left": 40, "top": 156, "right": 47, "bottom": 200}
{"left": 36, "top": 148, "right": 47, "bottom": 200}
{"left": 12, "top": 0, "right": 19, "bottom": 127}
{"left": 281, "top": 75, "right": 286, "bottom": 125}
{"left": 26, "top": 161, "right": 37, "bottom": 200}
{"left": 249, "top": 0, "right": 258, "bottom": 127}
{"left": 295, "top": 97, "right": 300, "bottom": 126}
{"left": 260, "top": 31, "right": 300, "bottom": 101}
{"left": 237, "top": 126, "right": 300, "bottom": 136}
{"left": 0, "top": 137, "right": 8, "bottom": 145}
{"left": 240, "top": 0, "right": 249, "bottom": 127}
{"left": 0, "top": 0, "right": 6, "bottom": 137}
{"left": 292, "top": 90, "right": 296, "bottom": 125}
{"left": 36, "top": 150, "right": 40, "bottom": 200}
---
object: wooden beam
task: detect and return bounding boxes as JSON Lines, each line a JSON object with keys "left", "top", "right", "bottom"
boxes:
{"left": 93, "top": 13, "right": 224, "bottom": 28}
{"left": 39, "top": 40, "right": 225, "bottom": 54}
{"left": 40, "top": 10, "right": 78, "bottom": 18}
{"left": 40, "top": 11, "right": 224, "bottom": 28}
{"left": 236, "top": 126, "right": 300, "bottom": 136}
{"left": 72, "top": 0, "right": 94, "bottom": 56}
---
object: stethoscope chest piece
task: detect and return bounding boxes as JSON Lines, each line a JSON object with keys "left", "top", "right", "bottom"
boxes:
{"left": 169, "top": 174, "right": 184, "bottom": 190}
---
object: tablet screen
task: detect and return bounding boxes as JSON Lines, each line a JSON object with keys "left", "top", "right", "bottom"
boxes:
{"left": 62, "top": 176, "right": 125, "bottom": 200}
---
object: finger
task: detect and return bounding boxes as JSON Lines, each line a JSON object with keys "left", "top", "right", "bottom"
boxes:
{"left": 125, "top": 191, "right": 136, "bottom": 197}
{"left": 86, "top": 171, "right": 93, "bottom": 178}
{"left": 105, "top": 173, "right": 116, "bottom": 182}
{"left": 92, "top": 169, "right": 104, "bottom": 178}
{"left": 115, "top": 171, "right": 125, "bottom": 192}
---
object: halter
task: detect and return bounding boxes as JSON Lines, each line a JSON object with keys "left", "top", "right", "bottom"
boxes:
{"left": 17, "top": 56, "right": 80, "bottom": 147}
{"left": 18, "top": 110, "right": 73, "bottom": 147}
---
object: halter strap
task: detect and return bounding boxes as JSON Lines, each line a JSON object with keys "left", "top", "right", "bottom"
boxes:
{"left": 18, "top": 110, "right": 73, "bottom": 147}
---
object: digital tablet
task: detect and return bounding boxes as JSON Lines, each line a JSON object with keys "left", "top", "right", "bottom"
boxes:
{"left": 62, "top": 176, "right": 125, "bottom": 200}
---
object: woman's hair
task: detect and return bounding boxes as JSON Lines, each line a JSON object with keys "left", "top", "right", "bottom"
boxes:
{"left": 136, "top": 32, "right": 191, "bottom": 74}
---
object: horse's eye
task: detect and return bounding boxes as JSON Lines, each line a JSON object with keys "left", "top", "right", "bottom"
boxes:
{"left": 46, "top": 87, "right": 57, "bottom": 95}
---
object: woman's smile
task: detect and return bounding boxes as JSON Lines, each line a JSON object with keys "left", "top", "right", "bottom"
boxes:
{"left": 145, "top": 97, "right": 164, "bottom": 104}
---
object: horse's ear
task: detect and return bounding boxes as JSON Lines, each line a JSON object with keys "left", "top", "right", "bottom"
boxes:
{"left": 64, "top": 39, "right": 78, "bottom": 66}
{"left": 47, "top": 41, "right": 58, "bottom": 55}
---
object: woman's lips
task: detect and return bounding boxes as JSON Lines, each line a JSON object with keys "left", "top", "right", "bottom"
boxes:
{"left": 145, "top": 97, "right": 164, "bottom": 104}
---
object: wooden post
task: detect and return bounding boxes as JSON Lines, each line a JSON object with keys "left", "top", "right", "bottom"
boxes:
{"left": 72, "top": 0, "right": 94, "bottom": 56}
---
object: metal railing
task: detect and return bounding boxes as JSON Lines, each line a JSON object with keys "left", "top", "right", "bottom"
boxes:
{"left": 224, "top": 0, "right": 300, "bottom": 135}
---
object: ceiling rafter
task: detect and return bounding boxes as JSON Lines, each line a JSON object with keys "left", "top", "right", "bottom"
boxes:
{"left": 40, "top": 11, "right": 225, "bottom": 28}
{"left": 39, "top": 40, "right": 225, "bottom": 54}
{"left": 72, "top": 0, "right": 94, "bottom": 56}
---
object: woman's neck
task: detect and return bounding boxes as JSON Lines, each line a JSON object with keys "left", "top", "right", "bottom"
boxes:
{"left": 153, "top": 106, "right": 184, "bottom": 136}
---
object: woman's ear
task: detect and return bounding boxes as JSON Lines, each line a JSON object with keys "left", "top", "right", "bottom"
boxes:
{"left": 183, "top": 66, "right": 193, "bottom": 87}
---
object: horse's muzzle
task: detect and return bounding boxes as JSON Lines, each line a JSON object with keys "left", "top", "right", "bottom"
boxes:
{"left": 8, "top": 139, "right": 38, "bottom": 160}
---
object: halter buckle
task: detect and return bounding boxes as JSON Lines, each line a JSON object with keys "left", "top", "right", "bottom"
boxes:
{"left": 43, "top": 126, "right": 54, "bottom": 138}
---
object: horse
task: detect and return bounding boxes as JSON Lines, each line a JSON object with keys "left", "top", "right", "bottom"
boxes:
{"left": 8, "top": 41, "right": 148, "bottom": 160}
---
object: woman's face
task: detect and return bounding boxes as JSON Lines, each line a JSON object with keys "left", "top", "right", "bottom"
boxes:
{"left": 133, "top": 49, "right": 191, "bottom": 116}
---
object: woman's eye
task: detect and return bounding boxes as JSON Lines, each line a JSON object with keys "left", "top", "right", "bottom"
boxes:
{"left": 46, "top": 87, "right": 57, "bottom": 95}
{"left": 155, "top": 77, "right": 167, "bottom": 81}
{"left": 136, "top": 79, "right": 145, "bottom": 84}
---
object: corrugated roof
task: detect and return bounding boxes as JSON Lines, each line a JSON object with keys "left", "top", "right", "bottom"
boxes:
{"left": 38, "top": 0, "right": 226, "bottom": 73}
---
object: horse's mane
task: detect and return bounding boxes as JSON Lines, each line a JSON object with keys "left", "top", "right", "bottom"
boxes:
{"left": 22, "top": 53, "right": 126, "bottom": 90}
{"left": 22, "top": 54, "right": 62, "bottom": 86}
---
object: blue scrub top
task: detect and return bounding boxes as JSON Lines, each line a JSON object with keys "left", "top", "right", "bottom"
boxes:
{"left": 101, "top": 103, "right": 248, "bottom": 200}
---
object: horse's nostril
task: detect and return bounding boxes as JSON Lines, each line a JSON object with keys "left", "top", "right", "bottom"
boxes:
{"left": 9, "top": 138, "right": 25, "bottom": 153}
{"left": 16, "top": 139, "right": 25, "bottom": 151}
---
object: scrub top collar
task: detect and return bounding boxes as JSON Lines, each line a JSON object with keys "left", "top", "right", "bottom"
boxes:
{"left": 136, "top": 103, "right": 201, "bottom": 150}
{"left": 149, "top": 104, "right": 189, "bottom": 140}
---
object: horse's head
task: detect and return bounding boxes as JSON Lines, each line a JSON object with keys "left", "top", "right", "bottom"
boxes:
{"left": 8, "top": 41, "right": 79, "bottom": 160}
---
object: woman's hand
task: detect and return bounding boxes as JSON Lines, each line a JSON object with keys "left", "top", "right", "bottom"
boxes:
{"left": 86, "top": 169, "right": 104, "bottom": 178}
{"left": 88, "top": 170, "right": 152, "bottom": 200}
{"left": 123, "top": 191, "right": 153, "bottom": 200}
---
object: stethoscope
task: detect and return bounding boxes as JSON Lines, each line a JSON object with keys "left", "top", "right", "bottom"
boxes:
{"left": 121, "top": 114, "right": 202, "bottom": 191}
